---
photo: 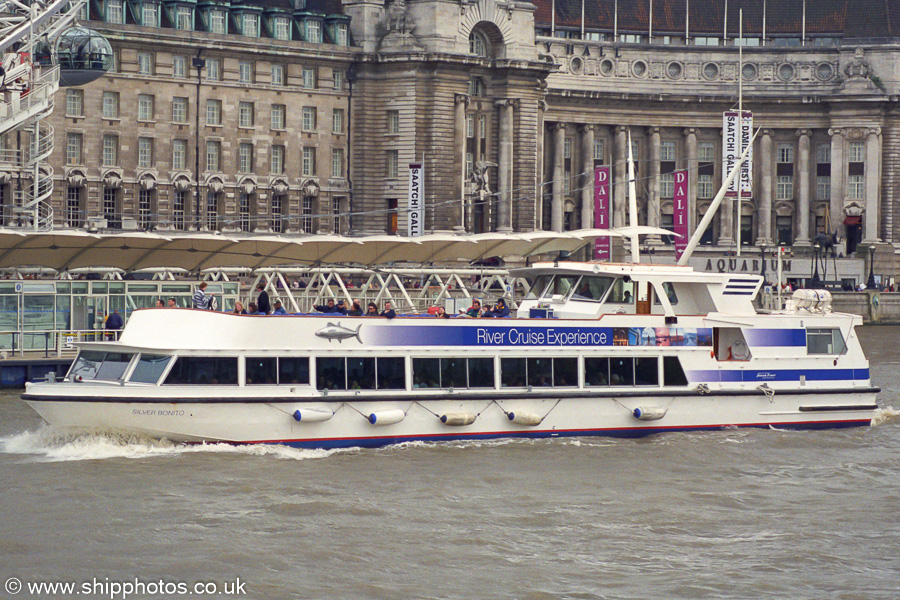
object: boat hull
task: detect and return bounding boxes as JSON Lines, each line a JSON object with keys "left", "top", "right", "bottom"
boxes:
{"left": 24, "top": 390, "right": 879, "bottom": 449}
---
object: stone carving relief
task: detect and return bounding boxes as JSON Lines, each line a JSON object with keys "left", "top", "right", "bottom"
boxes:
{"left": 377, "top": 0, "right": 424, "bottom": 52}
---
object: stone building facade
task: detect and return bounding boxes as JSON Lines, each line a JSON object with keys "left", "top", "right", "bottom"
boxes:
{"left": 13, "top": 0, "right": 900, "bottom": 270}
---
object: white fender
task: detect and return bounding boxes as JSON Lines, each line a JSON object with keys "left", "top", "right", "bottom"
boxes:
{"left": 507, "top": 411, "right": 544, "bottom": 426}
{"left": 633, "top": 407, "right": 667, "bottom": 421}
{"left": 292, "top": 408, "right": 334, "bottom": 423}
{"left": 440, "top": 413, "right": 477, "bottom": 426}
{"left": 368, "top": 409, "right": 405, "bottom": 426}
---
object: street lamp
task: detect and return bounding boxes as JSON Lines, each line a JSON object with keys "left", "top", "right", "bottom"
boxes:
{"left": 759, "top": 244, "right": 767, "bottom": 281}
{"left": 810, "top": 243, "right": 822, "bottom": 289}
{"left": 866, "top": 245, "right": 876, "bottom": 289}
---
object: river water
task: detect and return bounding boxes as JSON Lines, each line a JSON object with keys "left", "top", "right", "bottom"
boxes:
{"left": 1, "top": 327, "right": 899, "bottom": 600}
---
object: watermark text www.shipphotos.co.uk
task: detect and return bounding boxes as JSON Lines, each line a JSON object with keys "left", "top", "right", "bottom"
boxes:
{"left": 4, "top": 576, "right": 247, "bottom": 599}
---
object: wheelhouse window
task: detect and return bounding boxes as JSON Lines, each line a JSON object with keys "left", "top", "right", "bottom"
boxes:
{"left": 129, "top": 354, "right": 172, "bottom": 384}
{"left": 572, "top": 276, "right": 613, "bottom": 301}
{"left": 163, "top": 357, "right": 238, "bottom": 385}
{"left": 807, "top": 328, "right": 846, "bottom": 355}
{"left": 69, "top": 351, "right": 133, "bottom": 382}
{"left": 606, "top": 278, "right": 636, "bottom": 304}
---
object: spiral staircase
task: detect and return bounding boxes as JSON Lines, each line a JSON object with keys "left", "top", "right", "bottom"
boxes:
{"left": 0, "top": 0, "right": 87, "bottom": 230}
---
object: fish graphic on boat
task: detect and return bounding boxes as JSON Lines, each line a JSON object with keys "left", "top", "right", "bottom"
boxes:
{"left": 315, "top": 322, "right": 362, "bottom": 343}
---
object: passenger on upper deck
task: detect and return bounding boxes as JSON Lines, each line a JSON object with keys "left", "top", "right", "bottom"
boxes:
{"left": 347, "top": 299, "right": 364, "bottom": 316}
{"left": 247, "top": 302, "right": 260, "bottom": 315}
{"left": 365, "top": 302, "right": 379, "bottom": 316}
{"left": 193, "top": 282, "right": 211, "bottom": 310}
{"left": 256, "top": 283, "right": 271, "bottom": 315}
{"left": 155, "top": 299, "right": 164, "bottom": 308}
{"left": 314, "top": 298, "right": 346, "bottom": 314}
{"left": 233, "top": 301, "right": 247, "bottom": 315}
{"left": 167, "top": 298, "right": 177, "bottom": 308}
{"left": 434, "top": 306, "right": 450, "bottom": 318}
{"left": 272, "top": 300, "right": 287, "bottom": 315}
{"left": 380, "top": 301, "right": 396, "bottom": 319}
{"left": 482, "top": 298, "right": 510, "bottom": 318}
{"left": 464, "top": 300, "right": 483, "bottom": 318}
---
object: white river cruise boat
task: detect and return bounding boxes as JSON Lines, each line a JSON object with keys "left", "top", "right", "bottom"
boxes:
{"left": 23, "top": 262, "right": 879, "bottom": 449}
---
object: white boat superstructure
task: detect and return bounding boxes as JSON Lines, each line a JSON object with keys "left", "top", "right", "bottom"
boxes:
{"left": 23, "top": 262, "right": 879, "bottom": 449}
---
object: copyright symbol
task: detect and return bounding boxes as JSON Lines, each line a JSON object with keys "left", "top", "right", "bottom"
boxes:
{"left": 5, "top": 577, "right": 22, "bottom": 595}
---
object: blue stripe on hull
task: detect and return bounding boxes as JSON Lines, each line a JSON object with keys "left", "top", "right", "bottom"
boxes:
{"left": 686, "top": 368, "right": 870, "bottom": 383}
{"left": 249, "top": 419, "right": 873, "bottom": 450}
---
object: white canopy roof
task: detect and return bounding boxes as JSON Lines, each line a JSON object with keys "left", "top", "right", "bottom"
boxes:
{"left": 0, "top": 228, "right": 673, "bottom": 272}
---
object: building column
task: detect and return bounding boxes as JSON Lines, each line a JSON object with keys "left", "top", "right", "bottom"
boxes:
{"left": 828, "top": 127, "right": 845, "bottom": 230}
{"left": 496, "top": 99, "right": 515, "bottom": 232}
{"left": 757, "top": 129, "right": 773, "bottom": 245}
{"left": 864, "top": 127, "right": 882, "bottom": 242}
{"left": 795, "top": 129, "right": 812, "bottom": 246}
{"left": 580, "top": 124, "right": 595, "bottom": 230}
{"left": 453, "top": 94, "right": 469, "bottom": 232}
{"left": 551, "top": 122, "right": 565, "bottom": 232}
{"left": 613, "top": 126, "right": 627, "bottom": 228}
{"left": 684, "top": 128, "right": 698, "bottom": 233}
{"left": 647, "top": 127, "right": 662, "bottom": 244}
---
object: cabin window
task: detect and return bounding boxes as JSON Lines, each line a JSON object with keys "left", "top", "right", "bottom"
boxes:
{"left": 70, "top": 351, "right": 133, "bottom": 382}
{"left": 610, "top": 357, "right": 634, "bottom": 385}
{"left": 501, "top": 357, "right": 526, "bottom": 387}
{"left": 376, "top": 357, "right": 406, "bottom": 390}
{"left": 500, "top": 357, "right": 577, "bottom": 387}
{"left": 412, "top": 357, "right": 493, "bottom": 388}
{"left": 807, "top": 328, "right": 846, "bottom": 355}
{"left": 246, "top": 358, "right": 278, "bottom": 384}
{"left": 663, "top": 357, "right": 688, "bottom": 386}
{"left": 572, "top": 276, "right": 613, "bottom": 302}
{"left": 280, "top": 358, "right": 310, "bottom": 384}
{"left": 634, "top": 357, "right": 659, "bottom": 385}
{"left": 346, "top": 358, "right": 376, "bottom": 389}
{"left": 164, "top": 357, "right": 238, "bottom": 385}
{"left": 129, "top": 354, "right": 171, "bottom": 384}
{"left": 316, "top": 357, "right": 401, "bottom": 390}
{"left": 316, "top": 357, "right": 346, "bottom": 390}
{"left": 585, "top": 357, "right": 610, "bottom": 386}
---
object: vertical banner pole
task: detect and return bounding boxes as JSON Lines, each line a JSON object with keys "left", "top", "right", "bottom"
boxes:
{"left": 593, "top": 166, "right": 610, "bottom": 260}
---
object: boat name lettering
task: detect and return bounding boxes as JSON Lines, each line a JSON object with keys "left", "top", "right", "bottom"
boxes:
{"left": 132, "top": 408, "right": 185, "bottom": 416}
{"left": 476, "top": 327, "right": 608, "bottom": 346}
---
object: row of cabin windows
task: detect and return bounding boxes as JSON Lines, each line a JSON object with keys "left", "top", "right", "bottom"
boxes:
{"left": 69, "top": 352, "right": 689, "bottom": 389}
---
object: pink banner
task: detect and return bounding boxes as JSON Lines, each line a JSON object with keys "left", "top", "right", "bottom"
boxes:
{"left": 673, "top": 169, "right": 689, "bottom": 261}
{"left": 593, "top": 166, "right": 610, "bottom": 260}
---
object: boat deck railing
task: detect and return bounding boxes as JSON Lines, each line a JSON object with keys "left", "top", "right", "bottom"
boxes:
{"left": 0, "top": 328, "right": 115, "bottom": 359}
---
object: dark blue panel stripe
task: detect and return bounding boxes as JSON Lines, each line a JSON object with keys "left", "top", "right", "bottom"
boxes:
{"left": 744, "top": 328, "right": 806, "bottom": 347}
{"left": 686, "top": 368, "right": 868, "bottom": 383}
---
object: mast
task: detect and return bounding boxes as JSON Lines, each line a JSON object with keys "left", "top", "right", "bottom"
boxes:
{"left": 678, "top": 130, "right": 760, "bottom": 266}
{"left": 627, "top": 129, "right": 639, "bottom": 263}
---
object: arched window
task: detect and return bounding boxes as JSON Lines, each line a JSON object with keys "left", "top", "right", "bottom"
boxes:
{"left": 469, "top": 30, "right": 489, "bottom": 57}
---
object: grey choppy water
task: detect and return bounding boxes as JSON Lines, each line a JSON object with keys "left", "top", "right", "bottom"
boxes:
{"left": 1, "top": 327, "right": 899, "bottom": 600}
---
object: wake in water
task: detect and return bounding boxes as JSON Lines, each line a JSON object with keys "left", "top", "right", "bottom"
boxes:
{"left": 0, "top": 425, "right": 345, "bottom": 462}
{"left": 871, "top": 406, "right": 900, "bottom": 427}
